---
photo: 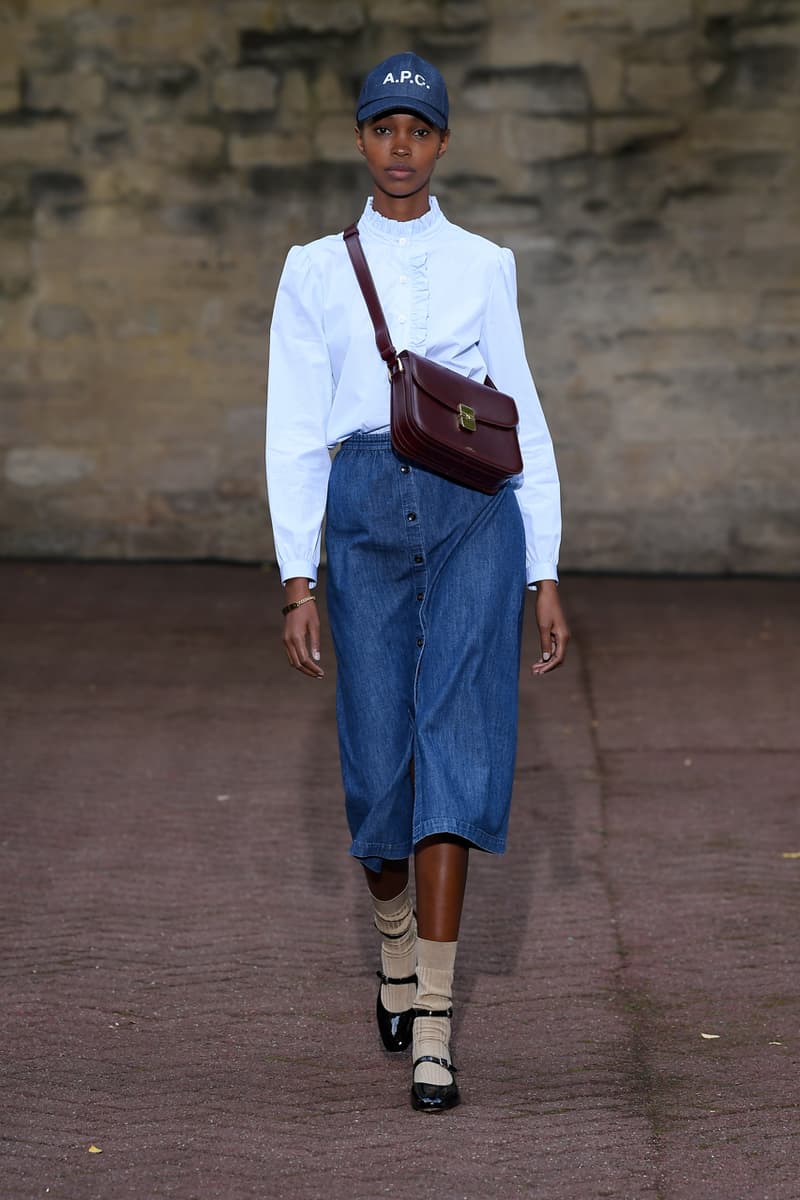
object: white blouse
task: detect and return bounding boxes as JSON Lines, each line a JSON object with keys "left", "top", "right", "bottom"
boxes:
{"left": 266, "top": 197, "right": 561, "bottom": 587}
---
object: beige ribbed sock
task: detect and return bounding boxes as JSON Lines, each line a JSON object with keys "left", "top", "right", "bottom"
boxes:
{"left": 372, "top": 886, "right": 417, "bottom": 1014}
{"left": 413, "top": 937, "right": 457, "bottom": 1086}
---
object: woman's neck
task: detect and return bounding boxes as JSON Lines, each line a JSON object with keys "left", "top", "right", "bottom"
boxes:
{"left": 370, "top": 189, "right": 431, "bottom": 223}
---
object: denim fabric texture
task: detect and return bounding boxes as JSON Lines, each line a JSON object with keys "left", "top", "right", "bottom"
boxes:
{"left": 325, "top": 432, "right": 526, "bottom": 873}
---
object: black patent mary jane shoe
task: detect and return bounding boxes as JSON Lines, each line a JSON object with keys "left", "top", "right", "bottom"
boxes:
{"left": 410, "top": 1054, "right": 460, "bottom": 1113}
{"left": 376, "top": 970, "right": 416, "bottom": 1052}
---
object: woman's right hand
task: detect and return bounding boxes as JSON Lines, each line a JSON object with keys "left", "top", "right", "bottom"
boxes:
{"left": 282, "top": 578, "right": 325, "bottom": 678}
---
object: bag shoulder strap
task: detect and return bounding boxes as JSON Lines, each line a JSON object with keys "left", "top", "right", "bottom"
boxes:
{"left": 343, "top": 223, "right": 398, "bottom": 369}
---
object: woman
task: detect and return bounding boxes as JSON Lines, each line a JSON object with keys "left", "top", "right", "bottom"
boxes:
{"left": 266, "top": 52, "right": 569, "bottom": 1112}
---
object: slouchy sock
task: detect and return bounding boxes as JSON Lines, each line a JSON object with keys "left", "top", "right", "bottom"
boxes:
{"left": 371, "top": 886, "right": 417, "bottom": 1015}
{"left": 413, "top": 937, "right": 457, "bottom": 1086}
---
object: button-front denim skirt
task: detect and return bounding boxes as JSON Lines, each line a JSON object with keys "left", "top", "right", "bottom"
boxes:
{"left": 326, "top": 432, "right": 526, "bottom": 873}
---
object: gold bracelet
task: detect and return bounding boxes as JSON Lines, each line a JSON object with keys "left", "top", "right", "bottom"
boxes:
{"left": 282, "top": 594, "right": 316, "bottom": 617}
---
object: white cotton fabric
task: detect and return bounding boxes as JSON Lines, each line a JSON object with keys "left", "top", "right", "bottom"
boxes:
{"left": 266, "top": 196, "right": 562, "bottom": 588}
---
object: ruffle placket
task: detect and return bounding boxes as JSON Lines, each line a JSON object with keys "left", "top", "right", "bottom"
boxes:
{"left": 407, "top": 251, "right": 429, "bottom": 352}
{"left": 358, "top": 197, "right": 442, "bottom": 357}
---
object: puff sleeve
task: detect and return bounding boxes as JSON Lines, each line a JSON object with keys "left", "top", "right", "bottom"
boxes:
{"left": 478, "top": 249, "right": 561, "bottom": 586}
{"left": 266, "top": 246, "right": 334, "bottom": 585}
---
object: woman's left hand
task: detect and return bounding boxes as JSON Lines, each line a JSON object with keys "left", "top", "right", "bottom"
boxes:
{"left": 531, "top": 580, "right": 570, "bottom": 676}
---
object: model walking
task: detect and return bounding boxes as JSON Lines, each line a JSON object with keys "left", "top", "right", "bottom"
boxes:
{"left": 266, "top": 52, "right": 568, "bottom": 1111}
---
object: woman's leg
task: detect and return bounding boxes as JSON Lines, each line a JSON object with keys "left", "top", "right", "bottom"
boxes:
{"left": 364, "top": 858, "right": 409, "bottom": 902}
{"left": 414, "top": 835, "right": 469, "bottom": 940}
{"left": 411, "top": 834, "right": 469, "bottom": 1109}
{"left": 365, "top": 859, "right": 417, "bottom": 1048}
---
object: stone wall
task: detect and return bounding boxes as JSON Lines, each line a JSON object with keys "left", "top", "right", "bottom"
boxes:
{"left": 0, "top": 0, "right": 798, "bottom": 571}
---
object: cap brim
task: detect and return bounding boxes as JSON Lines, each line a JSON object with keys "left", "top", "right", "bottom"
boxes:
{"left": 356, "top": 98, "right": 447, "bottom": 129}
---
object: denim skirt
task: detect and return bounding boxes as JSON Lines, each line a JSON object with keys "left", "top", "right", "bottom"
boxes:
{"left": 325, "top": 432, "right": 526, "bottom": 873}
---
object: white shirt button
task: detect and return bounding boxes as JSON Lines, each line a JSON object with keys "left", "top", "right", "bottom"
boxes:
{"left": 399, "top": 275, "right": 408, "bottom": 283}
{"left": 398, "top": 237, "right": 407, "bottom": 245}
{"left": 398, "top": 315, "right": 406, "bottom": 324}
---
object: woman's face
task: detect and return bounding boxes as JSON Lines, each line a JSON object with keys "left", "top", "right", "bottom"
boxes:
{"left": 355, "top": 112, "right": 450, "bottom": 205}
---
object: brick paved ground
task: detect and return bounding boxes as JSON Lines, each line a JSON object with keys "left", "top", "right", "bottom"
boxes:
{"left": 1, "top": 564, "right": 798, "bottom": 1200}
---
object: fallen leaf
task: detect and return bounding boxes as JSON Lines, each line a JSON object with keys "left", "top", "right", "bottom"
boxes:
{"left": 88, "top": 1145, "right": 103, "bottom": 1154}
{"left": 700, "top": 1032, "right": 720, "bottom": 1040}
{"left": 781, "top": 851, "right": 800, "bottom": 859}
{"left": 768, "top": 1041, "right": 783, "bottom": 1045}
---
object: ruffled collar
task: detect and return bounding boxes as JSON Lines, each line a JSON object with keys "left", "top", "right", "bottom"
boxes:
{"left": 358, "top": 196, "right": 445, "bottom": 244}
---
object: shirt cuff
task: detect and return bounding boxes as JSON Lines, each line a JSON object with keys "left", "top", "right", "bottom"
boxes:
{"left": 279, "top": 559, "right": 318, "bottom": 588}
{"left": 526, "top": 562, "right": 559, "bottom": 591}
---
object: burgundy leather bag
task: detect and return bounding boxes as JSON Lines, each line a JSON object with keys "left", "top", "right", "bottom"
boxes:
{"left": 343, "top": 224, "right": 523, "bottom": 495}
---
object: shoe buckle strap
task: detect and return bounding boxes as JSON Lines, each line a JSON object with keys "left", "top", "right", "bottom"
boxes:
{"left": 412, "top": 1005, "right": 453, "bottom": 1019}
{"left": 376, "top": 970, "right": 417, "bottom": 986}
{"left": 412, "top": 1054, "right": 457, "bottom": 1074}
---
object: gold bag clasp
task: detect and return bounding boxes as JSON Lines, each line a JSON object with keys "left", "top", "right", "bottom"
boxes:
{"left": 457, "top": 403, "right": 477, "bottom": 432}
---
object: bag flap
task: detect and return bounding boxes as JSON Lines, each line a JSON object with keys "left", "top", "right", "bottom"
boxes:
{"left": 403, "top": 351, "right": 519, "bottom": 429}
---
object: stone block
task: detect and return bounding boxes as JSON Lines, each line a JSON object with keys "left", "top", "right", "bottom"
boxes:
{"left": 698, "top": 61, "right": 726, "bottom": 88}
{"left": 759, "top": 290, "right": 800, "bottom": 328}
{"left": 697, "top": 0, "right": 751, "bottom": 15}
{"left": 314, "top": 69, "right": 350, "bottom": 113}
{"left": 105, "top": 60, "right": 197, "bottom": 96}
{"left": 464, "top": 65, "right": 590, "bottom": 115}
{"left": 29, "top": 169, "right": 86, "bottom": 207}
{"left": 612, "top": 369, "right": 799, "bottom": 442}
{"left": 0, "top": 236, "right": 32, "bottom": 299}
{"left": 279, "top": 69, "right": 311, "bottom": 118}
{"left": 717, "top": 43, "right": 799, "bottom": 107}
{"left": 485, "top": 23, "right": 575, "bottom": 69}
{"left": 229, "top": 131, "right": 313, "bottom": 168}
{"left": 0, "top": 37, "right": 20, "bottom": 83}
{"left": 624, "top": 62, "right": 698, "bottom": 109}
{"left": 218, "top": 0, "right": 285, "bottom": 33}
{"left": 83, "top": 161, "right": 161, "bottom": 207}
{"left": 561, "top": 1, "right": 629, "bottom": 29}
{"left": 365, "top": 0, "right": 439, "bottom": 27}
{"left": 732, "top": 438, "right": 800, "bottom": 507}
{"left": 71, "top": 118, "right": 131, "bottom": 162}
{"left": 286, "top": 1, "right": 365, "bottom": 34}
{"left": 139, "top": 123, "right": 225, "bottom": 166}
{"left": 435, "top": 112, "right": 504, "bottom": 181}
{"left": 506, "top": 115, "right": 588, "bottom": 162}
{"left": 592, "top": 114, "right": 684, "bottom": 154}
{"left": 629, "top": 0, "right": 693, "bottom": 32}
{"left": 151, "top": 448, "right": 220, "bottom": 492}
{"left": 548, "top": 390, "right": 614, "bottom": 444}
{"left": 441, "top": 0, "right": 489, "bottom": 30}
{"left": 729, "top": 22, "right": 800, "bottom": 51}
{"left": 314, "top": 115, "right": 359, "bottom": 163}
{"left": 0, "top": 78, "right": 19, "bottom": 112}
{"left": 0, "top": 119, "right": 70, "bottom": 164}
{"left": 25, "top": 70, "right": 106, "bottom": 113}
{"left": 212, "top": 67, "right": 278, "bottom": 113}
{"left": 32, "top": 303, "right": 95, "bottom": 339}
{"left": 649, "top": 288, "right": 754, "bottom": 329}
{"left": 731, "top": 512, "right": 800, "bottom": 572}
{"left": 23, "top": 0, "right": 84, "bottom": 16}
{"left": 582, "top": 47, "right": 625, "bottom": 109}
{"left": 5, "top": 447, "right": 95, "bottom": 487}
{"left": 688, "top": 110, "right": 797, "bottom": 152}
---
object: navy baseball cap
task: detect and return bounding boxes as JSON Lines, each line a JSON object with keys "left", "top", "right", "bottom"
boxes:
{"left": 356, "top": 52, "right": 449, "bottom": 129}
